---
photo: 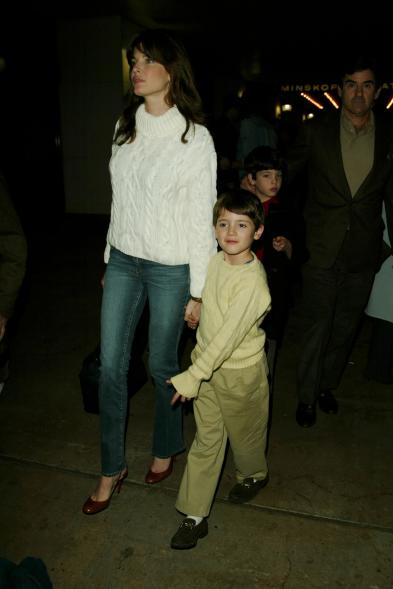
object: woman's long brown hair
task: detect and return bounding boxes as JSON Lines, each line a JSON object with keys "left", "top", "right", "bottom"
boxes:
{"left": 114, "top": 29, "right": 205, "bottom": 145}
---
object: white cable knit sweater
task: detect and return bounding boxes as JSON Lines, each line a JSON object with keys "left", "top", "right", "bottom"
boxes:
{"left": 105, "top": 104, "right": 217, "bottom": 297}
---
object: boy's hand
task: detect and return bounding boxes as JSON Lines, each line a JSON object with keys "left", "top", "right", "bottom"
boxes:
{"left": 170, "top": 391, "right": 188, "bottom": 405}
{"left": 272, "top": 236, "right": 292, "bottom": 259}
{"left": 167, "top": 379, "right": 188, "bottom": 405}
{"left": 184, "top": 299, "right": 201, "bottom": 330}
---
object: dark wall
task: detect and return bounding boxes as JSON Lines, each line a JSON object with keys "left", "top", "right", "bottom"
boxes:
{"left": 0, "top": 15, "right": 64, "bottom": 236}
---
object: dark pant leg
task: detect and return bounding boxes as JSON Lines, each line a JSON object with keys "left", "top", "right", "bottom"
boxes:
{"left": 296, "top": 264, "right": 338, "bottom": 404}
{"left": 319, "top": 268, "right": 374, "bottom": 391}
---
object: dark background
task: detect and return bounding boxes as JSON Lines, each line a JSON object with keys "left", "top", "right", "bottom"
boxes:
{"left": 0, "top": 2, "right": 391, "bottom": 231}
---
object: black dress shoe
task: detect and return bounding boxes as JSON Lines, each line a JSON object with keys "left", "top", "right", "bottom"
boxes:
{"left": 296, "top": 402, "right": 316, "bottom": 427}
{"left": 228, "top": 475, "right": 269, "bottom": 504}
{"left": 318, "top": 390, "right": 338, "bottom": 414}
{"left": 171, "top": 518, "right": 208, "bottom": 550}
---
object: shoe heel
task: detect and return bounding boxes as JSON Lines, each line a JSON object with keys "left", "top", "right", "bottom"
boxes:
{"left": 82, "top": 469, "right": 128, "bottom": 515}
{"left": 116, "top": 469, "right": 128, "bottom": 494}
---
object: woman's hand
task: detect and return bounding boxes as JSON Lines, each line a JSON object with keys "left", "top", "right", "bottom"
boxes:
{"left": 184, "top": 299, "right": 201, "bottom": 330}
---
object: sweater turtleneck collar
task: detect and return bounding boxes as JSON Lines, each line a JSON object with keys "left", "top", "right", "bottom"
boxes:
{"left": 136, "top": 104, "right": 187, "bottom": 138}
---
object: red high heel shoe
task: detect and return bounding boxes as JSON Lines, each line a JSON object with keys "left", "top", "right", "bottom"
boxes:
{"left": 145, "top": 457, "right": 174, "bottom": 484}
{"left": 82, "top": 469, "right": 128, "bottom": 515}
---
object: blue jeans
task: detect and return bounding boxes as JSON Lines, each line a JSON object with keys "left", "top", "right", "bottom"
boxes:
{"left": 99, "top": 248, "right": 190, "bottom": 476}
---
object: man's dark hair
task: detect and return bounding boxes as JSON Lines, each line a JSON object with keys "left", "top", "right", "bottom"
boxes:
{"left": 338, "top": 54, "right": 383, "bottom": 89}
{"left": 213, "top": 189, "right": 265, "bottom": 229}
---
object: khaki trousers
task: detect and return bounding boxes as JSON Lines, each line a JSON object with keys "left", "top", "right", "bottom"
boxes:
{"left": 175, "top": 360, "right": 269, "bottom": 517}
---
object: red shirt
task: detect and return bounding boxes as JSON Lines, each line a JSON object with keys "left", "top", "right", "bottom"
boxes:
{"left": 254, "top": 196, "right": 279, "bottom": 261}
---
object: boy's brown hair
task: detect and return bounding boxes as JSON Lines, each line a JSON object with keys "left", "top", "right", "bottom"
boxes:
{"left": 213, "top": 189, "right": 265, "bottom": 229}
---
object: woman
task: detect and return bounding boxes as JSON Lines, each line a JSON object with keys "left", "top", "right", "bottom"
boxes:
{"left": 83, "top": 29, "right": 217, "bottom": 515}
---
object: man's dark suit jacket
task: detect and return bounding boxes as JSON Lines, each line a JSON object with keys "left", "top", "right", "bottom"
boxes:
{"left": 0, "top": 172, "right": 27, "bottom": 319}
{"left": 287, "top": 111, "right": 393, "bottom": 272}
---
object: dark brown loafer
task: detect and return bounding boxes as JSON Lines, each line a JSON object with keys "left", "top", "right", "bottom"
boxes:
{"left": 318, "top": 390, "right": 338, "bottom": 414}
{"left": 228, "top": 475, "right": 269, "bottom": 504}
{"left": 171, "top": 518, "right": 208, "bottom": 549}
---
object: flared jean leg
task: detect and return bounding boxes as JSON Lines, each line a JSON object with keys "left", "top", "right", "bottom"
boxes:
{"left": 99, "top": 249, "right": 146, "bottom": 476}
{"left": 145, "top": 262, "right": 190, "bottom": 458}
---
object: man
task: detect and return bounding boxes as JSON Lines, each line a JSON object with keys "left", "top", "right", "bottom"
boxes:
{"left": 287, "top": 55, "right": 393, "bottom": 427}
{"left": 0, "top": 172, "right": 27, "bottom": 393}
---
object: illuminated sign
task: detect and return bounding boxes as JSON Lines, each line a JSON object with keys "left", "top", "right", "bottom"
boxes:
{"left": 282, "top": 84, "right": 338, "bottom": 92}
{"left": 281, "top": 82, "right": 393, "bottom": 92}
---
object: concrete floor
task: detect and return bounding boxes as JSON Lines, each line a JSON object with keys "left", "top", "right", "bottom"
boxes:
{"left": 0, "top": 215, "right": 392, "bottom": 589}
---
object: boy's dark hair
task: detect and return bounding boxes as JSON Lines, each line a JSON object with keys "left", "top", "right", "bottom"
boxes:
{"left": 213, "top": 189, "right": 265, "bottom": 229}
{"left": 338, "top": 54, "right": 383, "bottom": 89}
{"left": 244, "top": 146, "right": 287, "bottom": 181}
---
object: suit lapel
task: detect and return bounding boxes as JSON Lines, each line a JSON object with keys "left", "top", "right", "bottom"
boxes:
{"left": 325, "top": 115, "right": 352, "bottom": 201}
{"left": 353, "top": 114, "right": 390, "bottom": 199}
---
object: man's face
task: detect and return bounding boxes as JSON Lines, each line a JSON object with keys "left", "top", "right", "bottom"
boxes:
{"left": 338, "top": 69, "right": 381, "bottom": 119}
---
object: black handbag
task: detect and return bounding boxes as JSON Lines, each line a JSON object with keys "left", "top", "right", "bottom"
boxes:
{"left": 79, "top": 343, "right": 149, "bottom": 414}
{"left": 79, "top": 345, "right": 101, "bottom": 414}
{"left": 80, "top": 306, "right": 149, "bottom": 414}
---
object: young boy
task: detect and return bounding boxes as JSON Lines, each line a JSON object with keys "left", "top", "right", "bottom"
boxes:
{"left": 169, "top": 189, "right": 271, "bottom": 550}
{"left": 244, "top": 146, "right": 292, "bottom": 262}
{"left": 244, "top": 146, "right": 304, "bottom": 380}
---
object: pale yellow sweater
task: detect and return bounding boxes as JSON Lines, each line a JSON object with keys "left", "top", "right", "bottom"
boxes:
{"left": 171, "top": 251, "right": 271, "bottom": 398}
